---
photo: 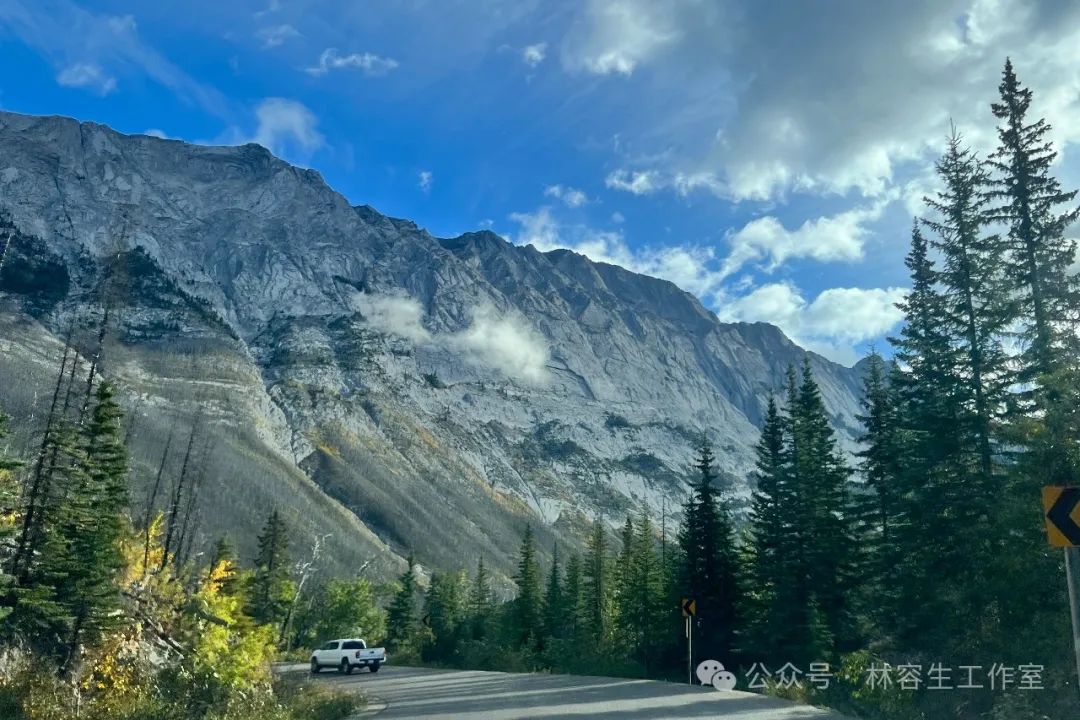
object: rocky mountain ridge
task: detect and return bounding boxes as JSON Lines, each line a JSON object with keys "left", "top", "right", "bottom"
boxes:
{"left": 0, "top": 110, "right": 866, "bottom": 581}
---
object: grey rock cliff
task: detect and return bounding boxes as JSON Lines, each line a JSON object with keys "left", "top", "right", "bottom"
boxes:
{"left": 0, "top": 111, "right": 865, "bottom": 580}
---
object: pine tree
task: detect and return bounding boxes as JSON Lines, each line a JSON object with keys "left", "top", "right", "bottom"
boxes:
{"left": 677, "top": 436, "right": 740, "bottom": 660}
{"left": 468, "top": 556, "right": 494, "bottom": 641}
{"left": 423, "top": 571, "right": 468, "bottom": 662}
{"left": 924, "top": 129, "right": 1011, "bottom": 485}
{"left": 988, "top": 58, "right": 1080, "bottom": 383}
{"left": 542, "top": 544, "right": 564, "bottom": 642}
{"left": 613, "top": 516, "right": 635, "bottom": 654}
{"left": 744, "top": 395, "right": 788, "bottom": 659}
{"left": 48, "top": 382, "right": 131, "bottom": 671}
{"left": 562, "top": 553, "right": 583, "bottom": 643}
{"left": 792, "top": 360, "right": 856, "bottom": 654}
{"left": 630, "top": 506, "right": 662, "bottom": 675}
{"left": 853, "top": 352, "right": 906, "bottom": 596}
{"left": 582, "top": 520, "right": 610, "bottom": 647}
{"left": 386, "top": 553, "right": 419, "bottom": 653}
{"left": 511, "top": 524, "right": 543, "bottom": 649}
{"left": 247, "top": 509, "right": 292, "bottom": 629}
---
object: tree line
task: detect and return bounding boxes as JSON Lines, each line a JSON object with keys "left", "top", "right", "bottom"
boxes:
{"left": 381, "top": 59, "right": 1078, "bottom": 720}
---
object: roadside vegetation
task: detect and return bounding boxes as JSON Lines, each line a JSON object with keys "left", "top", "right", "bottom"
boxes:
{"left": 0, "top": 373, "right": 365, "bottom": 718}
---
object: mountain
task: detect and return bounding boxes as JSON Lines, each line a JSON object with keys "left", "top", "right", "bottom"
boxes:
{"left": 0, "top": 111, "right": 865, "bottom": 583}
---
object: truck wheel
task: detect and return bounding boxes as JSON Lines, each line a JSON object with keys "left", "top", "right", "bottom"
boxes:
{"left": 341, "top": 658, "right": 352, "bottom": 674}
{"left": 310, "top": 658, "right": 320, "bottom": 674}
{"left": 370, "top": 662, "right": 381, "bottom": 673}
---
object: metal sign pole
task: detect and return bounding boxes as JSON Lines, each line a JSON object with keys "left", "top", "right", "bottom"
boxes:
{"left": 1066, "top": 547, "right": 1080, "bottom": 696}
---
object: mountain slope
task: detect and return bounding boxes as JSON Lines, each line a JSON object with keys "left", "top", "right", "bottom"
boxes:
{"left": 0, "top": 111, "right": 865, "bottom": 581}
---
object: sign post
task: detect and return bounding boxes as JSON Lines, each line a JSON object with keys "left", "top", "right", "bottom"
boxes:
{"left": 1041, "top": 486, "right": 1080, "bottom": 694}
{"left": 681, "top": 597, "right": 696, "bottom": 685}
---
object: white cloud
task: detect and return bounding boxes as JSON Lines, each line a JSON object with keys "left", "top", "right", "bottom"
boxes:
{"left": 418, "top": 170, "right": 433, "bottom": 193}
{"left": 722, "top": 283, "right": 907, "bottom": 364}
{"left": 605, "top": 168, "right": 724, "bottom": 198}
{"left": 143, "top": 128, "right": 169, "bottom": 139}
{"left": 611, "top": 211, "right": 625, "bottom": 223}
{"left": 356, "top": 292, "right": 549, "bottom": 383}
{"left": 544, "top": 184, "right": 588, "bottom": 208}
{"left": 451, "top": 306, "right": 550, "bottom": 384}
{"left": 56, "top": 62, "right": 116, "bottom": 95}
{"left": 305, "top": 48, "right": 399, "bottom": 77}
{"left": 257, "top": 24, "right": 300, "bottom": 49}
{"left": 250, "top": 97, "right": 324, "bottom": 158}
{"left": 522, "top": 42, "right": 547, "bottom": 67}
{"left": 604, "top": 169, "right": 661, "bottom": 195}
{"left": 356, "top": 293, "right": 432, "bottom": 344}
{"left": 563, "top": 0, "right": 682, "bottom": 76}
{"left": 722, "top": 201, "right": 888, "bottom": 276}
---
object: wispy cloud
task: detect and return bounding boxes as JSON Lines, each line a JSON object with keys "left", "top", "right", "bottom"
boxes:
{"left": 522, "top": 42, "right": 547, "bottom": 67}
{"left": 0, "top": 0, "right": 233, "bottom": 120}
{"left": 544, "top": 184, "right": 588, "bottom": 208}
{"left": 418, "top": 170, "right": 433, "bottom": 193}
{"left": 305, "top": 48, "right": 399, "bottom": 77}
{"left": 249, "top": 97, "right": 324, "bottom": 159}
{"left": 56, "top": 62, "right": 116, "bottom": 95}
{"left": 356, "top": 293, "right": 550, "bottom": 383}
{"left": 256, "top": 24, "right": 300, "bottom": 49}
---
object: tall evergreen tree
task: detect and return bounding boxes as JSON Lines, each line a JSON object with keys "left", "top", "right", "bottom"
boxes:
{"left": 792, "top": 360, "right": 857, "bottom": 653}
{"left": 629, "top": 506, "right": 662, "bottom": 674}
{"left": 562, "top": 553, "right": 583, "bottom": 643}
{"left": 988, "top": 58, "right": 1080, "bottom": 384}
{"left": 542, "top": 544, "right": 564, "bottom": 642}
{"left": 386, "top": 553, "right": 419, "bottom": 653}
{"left": 511, "top": 524, "right": 543, "bottom": 649}
{"left": 51, "top": 382, "right": 131, "bottom": 670}
{"left": 924, "top": 129, "right": 1011, "bottom": 484}
{"left": 423, "top": 570, "right": 468, "bottom": 662}
{"left": 582, "top": 520, "right": 610, "bottom": 646}
{"left": 744, "top": 395, "right": 788, "bottom": 659}
{"left": 852, "top": 352, "right": 906, "bottom": 596}
{"left": 467, "top": 556, "right": 495, "bottom": 641}
{"left": 677, "top": 436, "right": 740, "bottom": 660}
{"left": 247, "top": 509, "right": 292, "bottom": 628}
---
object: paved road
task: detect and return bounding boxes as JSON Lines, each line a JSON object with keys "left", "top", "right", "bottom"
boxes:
{"left": 280, "top": 664, "right": 853, "bottom": 719}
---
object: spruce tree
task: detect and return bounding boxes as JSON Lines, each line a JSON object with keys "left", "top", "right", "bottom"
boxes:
{"left": 988, "top": 58, "right": 1080, "bottom": 382}
{"left": 423, "top": 571, "right": 468, "bottom": 662}
{"left": 387, "top": 553, "right": 419, "bottom": 652}
{"left": 677, "top": 436, "right": 740, "bottom": 660}
{"left": 562, "top": 553, "right": 583, "bottom": 643}
{"left": 511, "top": 524, "right": 543, "bottom": 649}
{"left": 542, "top": 544, "right": 564, "bottom": 642}
{"left": 924, "top": 130, "right": 1011, "bottom": 485}
{"left": 853, "top": 352, "right": 905, "bottom": 596}
{"left": 792, "top": 360, "right": 856, "bottom": 654}
{"left": 247, "top": 509, "right": 292, "bottom": 628}
{"left": 53, "top": 382, "right": 131, "bottom": 670}
{"left": 468, "top": 556, "right": 494, "bottom": 641}
{"left": 582, "top": 520, "right": 610, "bottom": 646}
{"left": 630, "top": 506, "right": 662, "bottom": 675}
{"left": 744, "top": 395, "right": 788, "bottom": 659}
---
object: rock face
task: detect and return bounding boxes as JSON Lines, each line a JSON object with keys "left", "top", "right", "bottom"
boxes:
{"left": 0, "top": 111, "right": 865, "bottom": 581}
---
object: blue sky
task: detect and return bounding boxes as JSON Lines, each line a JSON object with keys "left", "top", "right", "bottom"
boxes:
{"left": 2, "top": 0, "right": 1080, "bottom": 365}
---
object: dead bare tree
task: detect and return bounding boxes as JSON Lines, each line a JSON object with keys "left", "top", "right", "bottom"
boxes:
{"left": 280, "top": 532, "right": 331, "bottom": 649}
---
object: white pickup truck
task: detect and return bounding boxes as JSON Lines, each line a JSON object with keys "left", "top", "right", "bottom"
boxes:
{"left": 310, "top": 638, "right": 386, "bottom": 674}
